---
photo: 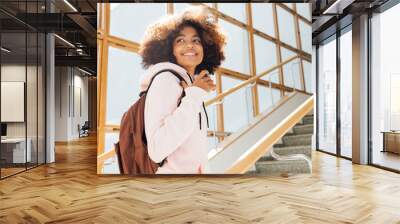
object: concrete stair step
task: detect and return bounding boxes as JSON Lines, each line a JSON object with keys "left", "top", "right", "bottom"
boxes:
{"left": 293, "top": 124, "right": 314, "bottom": 134}
{"left": 302, "top": 115, "right": 314, "bottom": 125}
{"left": 255, "top": 158, "right": 311, "bottom": 175}
{"left": 282, "top": 133, "right": 312, "bottom": 146}
{"left": 248, "top": 114, "right": 314, "bottom": 175}
{"left": 259, "top": 148, "right": 311, "bottom": 162}
{"left": 272, "top": 145, "right": 312, "bottom": 158}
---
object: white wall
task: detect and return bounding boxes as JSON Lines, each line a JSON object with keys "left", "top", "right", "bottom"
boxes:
{"left": 54, "top": 67, "right": 89, "bottom": 141}
{"left": 55, "top": 66, "right": 69, "bottom": 141}
{"left": 71, "top": 72, "right": 89, "bottom": 138}
{"left": 1, "top": 65, "right": 37, "bottom": 138}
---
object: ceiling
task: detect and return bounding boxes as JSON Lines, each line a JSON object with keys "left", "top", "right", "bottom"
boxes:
{"left": 0, "top": 0, "right": 97, "bottom": 75}
{"left": 2, "top": 0, "right": 397, "bottom": 74}
{"left": 311, "top": 0, "right": 391, "bottom": 44}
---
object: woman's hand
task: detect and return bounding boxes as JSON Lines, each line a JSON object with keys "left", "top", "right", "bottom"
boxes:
{"left": 180, "top": 70, "right": 216, "bottom": 92}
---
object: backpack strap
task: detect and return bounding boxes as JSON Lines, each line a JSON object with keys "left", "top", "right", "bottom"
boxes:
{"left": 139, "top": 69, "right": 189, "bottom": 167}
{"left": 139, "top": 69, "right": 188, "bottom": 98}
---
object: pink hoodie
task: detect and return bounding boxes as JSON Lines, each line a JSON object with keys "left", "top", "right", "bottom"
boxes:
{"left": 140, "top": 62, "right": 209, "bottom": 174}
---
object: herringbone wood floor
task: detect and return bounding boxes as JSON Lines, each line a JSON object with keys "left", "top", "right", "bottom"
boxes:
{"left": 1, "top": 135, "right": 400, "bottom": 223}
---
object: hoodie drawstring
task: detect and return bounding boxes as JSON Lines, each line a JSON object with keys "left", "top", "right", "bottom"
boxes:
{"left": 187, "top": 73, "right": 209, "bottom": 131}
{"left": 199, "top": 113, "right": 201, "bottom": 130}
{"left": 203, "top": 102, "right": 209, "bottom": 128}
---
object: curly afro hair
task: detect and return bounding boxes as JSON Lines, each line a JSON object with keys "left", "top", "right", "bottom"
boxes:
{"left": 139, "top": 6, "right": 226, "bottom": 74}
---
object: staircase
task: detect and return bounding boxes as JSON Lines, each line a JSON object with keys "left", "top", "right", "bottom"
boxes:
{"left": 206, "top": 92, "right": 314, "bottom": 174}
{"left": 249, "top": 114, "right": 314, "bottom": 175}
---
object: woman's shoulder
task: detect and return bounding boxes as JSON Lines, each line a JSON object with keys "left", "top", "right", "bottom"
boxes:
{"left": 147, "top": 62, "right": 189, "bottom": 83}
{"left": 146, "top": 71, "right": 183, "bottom": 98}
{"left": 152, "top": 70, "right": 182, "bottom": 86}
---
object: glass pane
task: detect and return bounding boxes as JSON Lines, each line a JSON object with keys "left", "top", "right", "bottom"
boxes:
{"left": 101, "top": 132, "right": 120, "bottom": 174}
{"left": 271, "top": 88, "right": 281, "bottom": 104}
{"left": 254, "top": 35, "right": 276, "bottom": 75}
{"left": 258, "top": 67, "right": 281, "bottom": 114}
{"left": 312, "top": 46, "right": 317, "bottom": 93}
{"left": 27, "top": 32, "right": 38, "bottom": 168}
{"left": 205, "top": 74, "right": 224, "bottom": 153}
{"left": 299, "top": 20, "right": 312, "bottom": 54}
{"left": 174, "top": 3, "right": 192, "bottom": 14}
{"left": 303, "top": 60, "right": 312, "bottom": 93}
{"left": 260, "top": 68, "right": 281, "bottom": 97}
{"left": 218, "top": 3, "right": 247, "bottom": 24}
{"left": 206, "top": 98, "right": 218, "bottom": 152}
{"left": 221, "top": 75, "right": 252, "bottom": 133}
{"left": 110, "top": 3, "right": 166, "bottom": 43}
{"left": 390, "top": 75, "right": 400, "bottom": 132}
{"left": 281, "top": 47, "right": 301, "bottom": 89}
{"left": 1, "top": 31, "right": 27, "bottom": 177}
{"left": 208, "top": 135, "right": 219, "bottom": 156}
{"left": 277, "top": 6, "right": 297, "bottom": 48}
{"left": 371, "top": 5, "right": 400, "bottom": 171}
{"left": 257, "top": 85, "right": 276, "bottom": 113}
{"left": 340, "top": 30, "right": 352, "bottom": 158}
{"left": 106, "top": 46, "right": 144, "bottom": 124}
{"left": 219, "top": 19, "right": 250, "bottom": 74}
{"left": 261, "top": 69, "right": 280, "bottom": 83}
{"left": 318, "top": 37, "right": 337, "bottom": 154}
{"left": 205, "top": 83, "right": 217, "bottom": 152}
{"left": 296, "top": 3, "right": 311, "bottom": 21}
{"left": 251, "top": 3, "right": 275, "bottom": 38}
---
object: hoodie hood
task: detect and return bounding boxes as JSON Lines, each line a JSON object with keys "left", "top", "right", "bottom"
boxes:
{"left": 139, "top": 62, "right": 192, "bottom": 92}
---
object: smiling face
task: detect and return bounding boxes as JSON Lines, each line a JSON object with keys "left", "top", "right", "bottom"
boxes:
{"left": 172, "top": 26, "right": 204, "bottom": 75}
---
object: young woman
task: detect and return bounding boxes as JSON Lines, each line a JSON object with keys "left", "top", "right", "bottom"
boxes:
{"left": 138, "top": 6, "right": 226, "bottom": 174}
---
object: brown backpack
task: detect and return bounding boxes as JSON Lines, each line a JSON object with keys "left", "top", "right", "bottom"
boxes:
{"left": 114, "top": 69, "right": 187, "bottom": 175}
